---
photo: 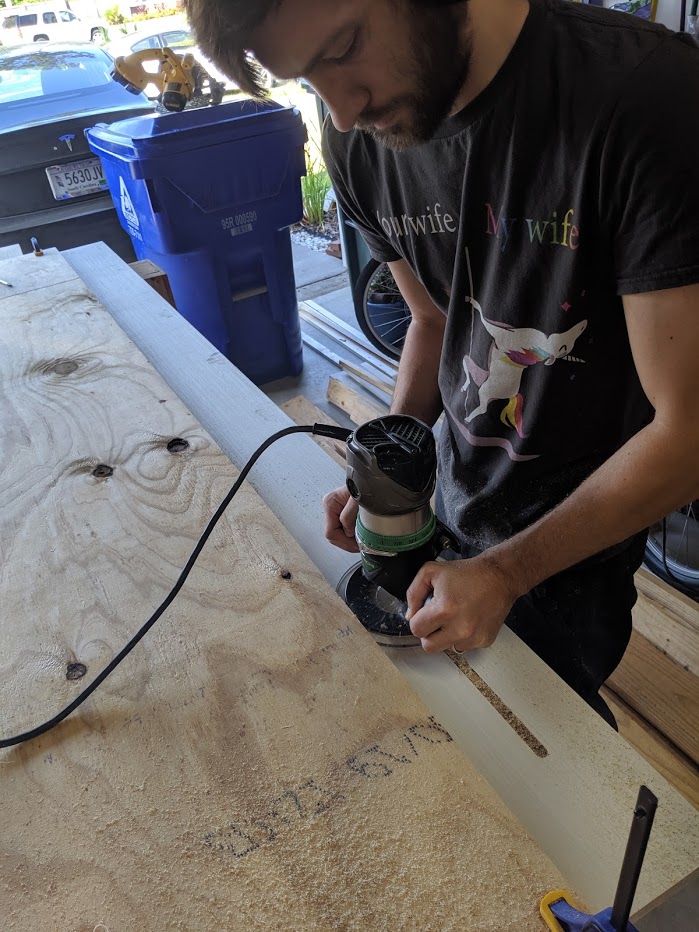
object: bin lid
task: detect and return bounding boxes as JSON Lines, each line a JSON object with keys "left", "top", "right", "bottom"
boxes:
{"left": 87, "top": 98, "right": 304, "bottom": 159}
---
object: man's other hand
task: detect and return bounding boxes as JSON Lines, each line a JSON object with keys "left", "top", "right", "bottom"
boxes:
{"left": 323, "top": 486, "right": 360, "bottom": 552}
{"left": 406, "top": 556, "right": 518, "bottom": 653}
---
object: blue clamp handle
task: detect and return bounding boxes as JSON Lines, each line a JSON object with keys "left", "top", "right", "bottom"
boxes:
{"left": 550, "top": 899, "right": 639, "bottom": 932}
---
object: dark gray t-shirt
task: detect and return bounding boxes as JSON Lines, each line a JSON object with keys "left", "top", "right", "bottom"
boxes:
{"left": 323, "top": 0, "right": 699, "bottom": 554}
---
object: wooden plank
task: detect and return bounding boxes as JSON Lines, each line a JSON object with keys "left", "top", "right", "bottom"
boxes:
{"left": 389, "top": 643, "right": 699, "bottom": 917}
{"left": 327, "top": 375, "right": 390, "bottom": 425}
{"left": 62, "top": 243, "right": 699, "bottom": 915}
{"left": 302, "top": 333, "right": 396, "bottom": 395}
{"left": 607, "top": 630, "right": 699, "bottom": 766}
{"left": 299, "top": 307, "right": 398, "bottom": 378}
{"left": 280, "top": 395, "right": 347, "bottom": 466}
{"left": 0, "top": 244, "right": 22, "bottom": 260}
{"left": 633, "top": 568, "right": 699, "bottom": 676}
{"left": 601, "top": 686, "right": 699, "bottom": 811}
{"left": 0, "top": 251, "right": 572, "bottom": 930}
{"left": 299, "top": 300, "right": 400, "bottom": 376}
{"left": 302, "top": 298, "right": 400, "bottom": 365}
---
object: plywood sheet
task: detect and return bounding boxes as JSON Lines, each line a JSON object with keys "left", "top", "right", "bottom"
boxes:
{"left": 61, "top": 244, "right": 699, "bottom": 918}
{"left": 0, "top": 253, "right": 569, "bottom": 931}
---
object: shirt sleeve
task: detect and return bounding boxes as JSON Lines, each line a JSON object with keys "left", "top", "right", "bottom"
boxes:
{"left": 322, "top": 116, "right": 402, "bottom": 264}
{"left": 598, "top": 33, "right": 699, "bottom": 296}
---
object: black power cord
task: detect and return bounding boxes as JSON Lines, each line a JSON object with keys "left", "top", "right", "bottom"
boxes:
{"left": 0, "top": 422, "right": 351, "bottom": 750}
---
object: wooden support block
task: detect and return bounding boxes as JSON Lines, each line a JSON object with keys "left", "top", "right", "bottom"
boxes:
{"left": 633, "top": 568, "right": 699, "bottom": 676}
{"left": 327, "top": 376, "right": 389, "bottom": 425}
{"left": 607, "top": 629, "right": 699, "bottom": 766}
{"left": 280, "top": 395, "right": 347, "bottom": 466}
{"left": 601, "top": 686, "right": 699, "bottom": 811}
{"left": 129, "top": 258, "right": 176, "bottom": 308}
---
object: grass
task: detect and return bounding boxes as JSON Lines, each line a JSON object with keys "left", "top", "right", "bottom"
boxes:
{"left": 301, "top": 151, "right": 332, "bottom": 227}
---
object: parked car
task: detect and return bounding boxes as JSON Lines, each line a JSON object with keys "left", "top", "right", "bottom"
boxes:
{"left": 0, "top": 42, "right": 154, "bottom": 258}
{"left": 1, "top": 2, "right": 106, "bottom": 46}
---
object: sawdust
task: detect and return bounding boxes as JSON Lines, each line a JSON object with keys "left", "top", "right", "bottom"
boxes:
{"left": 446, "top": 651, "right": 548, "bottom": 758}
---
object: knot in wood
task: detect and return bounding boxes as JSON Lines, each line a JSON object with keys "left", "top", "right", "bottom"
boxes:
{"left": 92, "top": 464, "right": 114, "bottom": 478}
{"left": 51, "top": 360, "right": 79, "bottom": 376}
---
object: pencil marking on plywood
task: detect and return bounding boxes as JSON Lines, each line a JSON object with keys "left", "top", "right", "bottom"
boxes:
{"left": 203, "top": 779, "right": 344, "bottom": 859}
{"left": 346, "top": 716, "right": 453, "bottom": 778}
{"left": 203, "top": 717, "right": 453, "bottom": 862}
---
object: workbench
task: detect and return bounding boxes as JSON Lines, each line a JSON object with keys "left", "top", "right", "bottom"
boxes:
{"left": 1, "top": 244, "right": 697, "bottom": 930}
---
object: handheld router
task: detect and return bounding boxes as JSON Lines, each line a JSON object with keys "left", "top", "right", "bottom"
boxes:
{"left": 337, "top": 415, "right": 459, "bottom": 646}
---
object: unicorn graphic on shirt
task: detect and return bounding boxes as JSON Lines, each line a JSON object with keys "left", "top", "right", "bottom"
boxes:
{"left": 461, "top": 295, "right": 587, "bottom": 438}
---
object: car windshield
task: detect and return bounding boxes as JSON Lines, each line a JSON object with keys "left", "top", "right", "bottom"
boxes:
{"left": 0, "top": 48, "right": 113, "bottom": 104}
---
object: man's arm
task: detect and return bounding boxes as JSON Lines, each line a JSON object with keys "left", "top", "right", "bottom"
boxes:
{"left": 323, "top": 258, "right": 445, "bottom": 550}
{"left": 388, "top": 259, "right": 446, "bottom": 425}
{"left": 407, "top": 282, "right": 699, "bottom": 652}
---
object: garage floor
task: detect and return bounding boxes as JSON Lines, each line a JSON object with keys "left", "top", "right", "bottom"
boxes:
{"left": 262, "top": 241, "right": 387, "bottom": 430}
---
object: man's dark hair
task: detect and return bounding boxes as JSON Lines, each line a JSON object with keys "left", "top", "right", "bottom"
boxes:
{"left": 185, "top": 0, "right": 282, "bottom": 98}
{"left": 185, "top": 0, "right": 466, "bottom": 98}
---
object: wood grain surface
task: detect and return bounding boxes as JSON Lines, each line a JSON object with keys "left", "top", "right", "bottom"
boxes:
{"left": 0, "top": 253, "right": 571, "bottom": 931}
{"left": 632, "top": 569, "right": 699, "bottom": 677}
{"left": 607, "top": 630, "right": 699, "bottom": 766}
{"left": 600, "top": 687, "right": 699, "bottom": 811}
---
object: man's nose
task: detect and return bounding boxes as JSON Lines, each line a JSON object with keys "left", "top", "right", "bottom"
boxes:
{"left": 312, "top": 77, "right": 368, "bottom": 133}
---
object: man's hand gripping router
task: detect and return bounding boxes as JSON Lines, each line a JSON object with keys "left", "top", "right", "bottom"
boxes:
{"left": 323, "top": 482, "right": 518, "bottom": 654}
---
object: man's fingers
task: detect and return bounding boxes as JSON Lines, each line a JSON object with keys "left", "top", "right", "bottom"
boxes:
{"left": 405, "top": 563, "right": 437, "bottom": 621}
{"left": 339, "top": 496, "right": 359, "bottom": 538}
{"left": 408, "top": 601, "right": 442, "bottom": 640}
{"left": 323, "top": 488, "right": 360, "bottom": 553}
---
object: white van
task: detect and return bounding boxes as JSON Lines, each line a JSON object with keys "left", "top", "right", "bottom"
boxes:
{"left": 0, "top": 2, "right": 106, "bottom": 46}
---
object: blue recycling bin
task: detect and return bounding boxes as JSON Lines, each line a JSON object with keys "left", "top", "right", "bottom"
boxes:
{"left": 87, "top": 100, "right": 307, "bottom": 385}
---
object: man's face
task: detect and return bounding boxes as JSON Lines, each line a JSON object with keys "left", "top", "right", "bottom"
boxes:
{"left": 251, "top": 0, "right": 471, "bottom": 150}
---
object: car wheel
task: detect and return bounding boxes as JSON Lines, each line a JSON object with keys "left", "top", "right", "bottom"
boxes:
{"left": 91, "top": 28, "right": 105, "bottom": 45}
{"left": 33, "top": 34, "right": 49, "bottom": 42}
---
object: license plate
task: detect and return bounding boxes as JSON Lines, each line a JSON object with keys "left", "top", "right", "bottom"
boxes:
{"left": 45, "top": 157, "right": 107, "bottom": 201}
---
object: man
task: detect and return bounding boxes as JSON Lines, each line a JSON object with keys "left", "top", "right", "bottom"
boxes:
{"left": 186, "top": 0, "right": 699, "bottom": 723}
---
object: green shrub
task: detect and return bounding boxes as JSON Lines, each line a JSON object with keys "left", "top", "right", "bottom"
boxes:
{"left": 104, "top": 5, "right": 125, "bottom": 26}
{"left": 130, "top": 7, "right": 184, "bottom": 22}
{"left": 301, "top": 152, "right": 331, "bottom": 227}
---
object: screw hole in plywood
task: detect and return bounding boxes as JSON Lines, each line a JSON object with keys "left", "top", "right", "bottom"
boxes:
{"left": 446, "top": 651, "right": 548, "bottom": 758}
{"left": 280, "top": 570, "right": 292, "bottom": 580}
{"left": 92, "top": 464, "right": 114, "bottom": 479}
{"left": 66, "top": 662, "right": 87, "bottom": 681}
{"left": 167, "top": 438, "right": 189, "bottom": 454}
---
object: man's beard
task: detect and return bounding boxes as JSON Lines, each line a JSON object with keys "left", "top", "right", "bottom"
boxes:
{"left": 357, "top": 2, "right": 472, "bottom": 151}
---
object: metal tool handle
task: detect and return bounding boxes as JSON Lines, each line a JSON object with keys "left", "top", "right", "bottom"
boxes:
{"left": 610, "top": 785, "right": 658, "bottom": 931}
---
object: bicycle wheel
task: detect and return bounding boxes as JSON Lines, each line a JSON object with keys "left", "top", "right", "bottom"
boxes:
{"left": 644, "top": 502, "right": 699, "bottom": 601}
{"left": 353, "top": 259, "right": 411, "bottom": 361}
